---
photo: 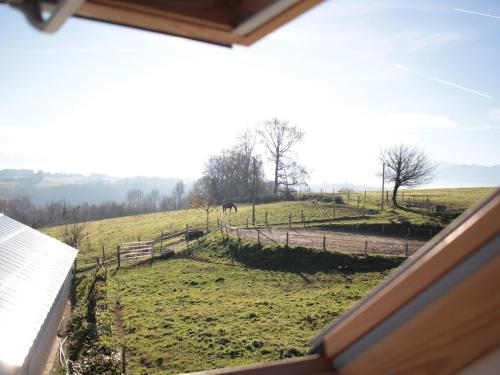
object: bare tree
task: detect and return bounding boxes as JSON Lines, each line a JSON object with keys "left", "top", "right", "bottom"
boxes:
{"left": 126, "top": 189, "right": 144, "bottom": 214}
{"left": 202, "top": 134, "right": 266, "bottom": 203}
{"left": 277, "top": 159, "right": 309, "bottom": 195}
{"left": 188, "top": 177, "right": 215, "bottom": 232}
{"left": 258, "top": 118, "right": 305, "bottom": 194}
{"left": 160, "top": 195, "right": 175, "bottom": 211}
{"left": 237, "top": 128, "right": 257, "bottom": 190}
{"left": 144, "top": 189, "right": 160, "bottom": 212}
{"left": 173, "top": 180, "right": 185, "bottom": 209}
{"left": 379, "top": 144, "right": 436, "bottom": 207}
{"left": 60, "top": 206, "right": 87, "bottom": 249}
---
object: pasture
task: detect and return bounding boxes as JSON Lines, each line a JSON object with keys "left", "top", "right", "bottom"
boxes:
{"left": 104, "top": 235, "right": 403, "bottom": 374}
{"left": 43, "top": 187, "right": 493, "bottom": 272}
{"left": 57, "top": 187, "right": 494, "bottom": 374}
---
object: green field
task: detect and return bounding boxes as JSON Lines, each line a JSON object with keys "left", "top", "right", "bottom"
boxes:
{"left": 43, "top": 187, "right": 494, "bottom": 271}
{"left": 59, "top": 187, "right": 494, "bottom": 374}
{"left": 71, "top": 235, "right": 403, "bottom": 374}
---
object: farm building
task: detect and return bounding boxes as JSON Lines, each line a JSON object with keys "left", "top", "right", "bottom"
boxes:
{"left": 0, "top": 213, "right": 77, "bottom": 375}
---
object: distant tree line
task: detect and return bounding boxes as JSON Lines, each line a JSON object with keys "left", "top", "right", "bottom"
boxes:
{"left": 0, "top": 180, "right": 188, "bottom": 228}
{"left": 1, "top": 118, "right": 311, "bottom": 227}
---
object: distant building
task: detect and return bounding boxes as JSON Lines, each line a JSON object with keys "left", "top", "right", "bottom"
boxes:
{"left": 0, "top": 213, "right": 77, "bottom": 375}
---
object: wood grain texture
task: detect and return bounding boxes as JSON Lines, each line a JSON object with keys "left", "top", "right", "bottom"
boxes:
{"left": 322, "top": 191, "right": 500, "bottom": 358}
{"left": 188, "top": 354, "right": 334, "bottom": 375}
{"left": 338, "top": 253, "right": 500, "bottom": 375}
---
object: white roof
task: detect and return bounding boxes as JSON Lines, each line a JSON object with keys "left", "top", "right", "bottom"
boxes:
{"left": 0, "top": 213, "right": 77, "bottom": 371}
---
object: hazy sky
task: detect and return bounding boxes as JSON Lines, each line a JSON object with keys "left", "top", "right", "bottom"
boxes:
{"left": 1, "top": 0, "right": 500, "bottom": 185}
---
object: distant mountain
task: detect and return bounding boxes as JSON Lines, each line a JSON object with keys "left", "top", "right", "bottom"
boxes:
{"left": 0, "top": 169, "right": 191, "bottom": 205}
{"left": 429, "top": 163, "right": 500, "bottom": 188}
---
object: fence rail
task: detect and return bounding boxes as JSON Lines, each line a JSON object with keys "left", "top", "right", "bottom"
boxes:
{"left": 224, "top": 225, "right": 423, "bottom": 258}
{"left": 291, "top": 190, "right": 469, "bottom": 216}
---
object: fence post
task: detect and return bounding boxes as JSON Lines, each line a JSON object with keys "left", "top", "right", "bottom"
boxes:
{"left": 150, "top": 242, "right": 154, "bottom": 264}
{"left": 357, "top": 196, "right": 360, "bottom": 207}
{"left": 160, "top": 231, "right": 163, "bottom": 251}
{"left": 405, "top": 243, "right": 409, "bottom": 258}
{"left": 225, "top": 224, "right": 229, "bottom": 239}
{"left": 237, "top": 228, "right": 241, "bottom": 244}
{"left": 286, "top": 231, "right": 289, "bottom": 248}
{"left": 186, "top": 224, "right": 190, "bottom": 249}
{"left": 73, "top": 259, "right": 77, "bottom": 274}
{"left": 265, "top": 211, "right": 268, "bottom": 227}
{"left": 257, "top": 229, "right": 260, "bottom": 245}
{"left": 323, "top": 236, "right": 326, "bottom": 251}
{"left": 116, "top": 245, "right": 121, "bottom": 269}
{"left": 347, "top": 191, "right": 350, "bottom": 204}
{"left": 288, "top": 214, "right": 291, "bottom": 229}
{"left": 365, "top": 240, "right": 368, "bottom": 256}
{"left": 301, "top": 210, "right": 304, "bottom": 227}
{"left": 217, "top": 218, "right": 220, "bottom": 229}
{"left": 102, "top": 245, "right": 105, "bottom": 263}
{"left": 333, "top": 205, "right": 336, "bottom": 220}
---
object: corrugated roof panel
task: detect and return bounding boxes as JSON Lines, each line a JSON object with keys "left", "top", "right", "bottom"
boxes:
{"left": 0, "top": 213, "right": 77, "bottom": 370}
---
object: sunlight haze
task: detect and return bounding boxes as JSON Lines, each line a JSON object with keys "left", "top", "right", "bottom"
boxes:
{"left": 1, "top": 0, "right": 500, "bottom": 187}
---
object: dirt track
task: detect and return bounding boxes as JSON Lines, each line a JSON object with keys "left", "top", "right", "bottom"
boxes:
{"left": 227, "top": 227, "right": 425, "bottom": 257}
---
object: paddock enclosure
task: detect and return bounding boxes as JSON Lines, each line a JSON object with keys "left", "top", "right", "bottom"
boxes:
{"left": 197, "top": 189, "right": 500, "bottom": 374}
{"left": 0, "top": 214, "right": 77, "bottom": 375}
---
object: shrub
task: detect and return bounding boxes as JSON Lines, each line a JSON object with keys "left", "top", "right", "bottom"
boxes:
{"left": 334, "top": 196, "right": 345, "bottom": 205}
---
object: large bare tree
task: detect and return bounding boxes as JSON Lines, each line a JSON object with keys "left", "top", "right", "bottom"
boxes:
{"left": 380, "top": 144, "right": 436, "bottom": 207}
{"left": 258, "top": 118, "right": 305, "bottom": 194}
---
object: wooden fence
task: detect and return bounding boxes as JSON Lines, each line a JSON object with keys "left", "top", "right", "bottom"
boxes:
{"left": 221, "top": 224, "right": 424, "bottom": 258}
{"left": 294, "top": 190, "right": 468, "bottom": 215}
{"left": 220, "top": 209, "right": 439, "bottom": 240}
{"left": 116, "top": 229, "right": 195, "bottom": 267}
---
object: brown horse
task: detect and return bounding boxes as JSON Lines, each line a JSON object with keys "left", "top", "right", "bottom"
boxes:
{"left": 222, "top": 202, "right": 237, "bottom": 213}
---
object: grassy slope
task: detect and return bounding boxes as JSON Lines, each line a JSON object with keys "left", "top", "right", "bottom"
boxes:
{"left": 43, "top": 187, "right": 493, "bottom": 271}
{"left": 107, "top": 235, "right": 403, "bottom": 374}
{"left": 345, "top": 187, "right": 493, "bottom": 210}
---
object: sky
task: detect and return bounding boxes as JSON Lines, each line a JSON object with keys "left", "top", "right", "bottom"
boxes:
{"left": 1, "top": 0, "right": 500, "bottom": 186}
